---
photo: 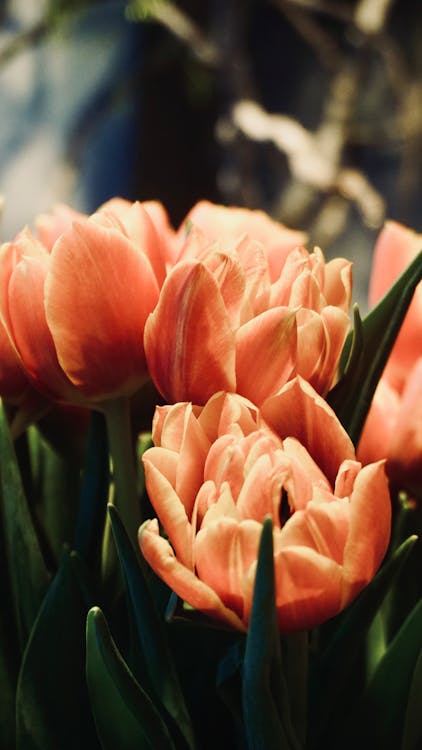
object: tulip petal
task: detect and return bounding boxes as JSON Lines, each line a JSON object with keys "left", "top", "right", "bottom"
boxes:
{"left": 99, "top": 200, "right": 167, "bottom": 286}
{"left": 144, "top": 261, "right": 236, "bottom": 404}
{"left": 235, "top": 307, "right": 297, "bottom": 405}
{"left": 324, "top": 258, "right": 352, "bottom": 312}
{"left": 7, "top": 256, "right": 81, "bottom": 402}
{"left": 386, "top": 358, "right": 422, "bottom": 493}
{"left": 142, "top": 458, "right": 193, "bottom": 568}
{"left": 45, "top": 219, "right": 159, "bottom": 400}
{"left": 341, "top": 460, "right": 391, "bottom": 606}
{"left": 0, "top": 320, "right": 29, "bottom": 399}
{"left": 273, "top": 545, "right": 343, "bottom": 631}
{"left": 139, "top": 519, "right": 246, "bottom": 631}
{"left": 261, "top": 377, "right": 355, "bottom": 485}
{"left": 195, "top": 517, "right": 261, "bottom": 621}
{"left": 357, "top": 379, "right": 400, "bottom": 465}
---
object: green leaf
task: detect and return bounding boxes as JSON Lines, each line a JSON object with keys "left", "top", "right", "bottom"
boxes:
{"left": 74, "top": 411, "right": 109, "bottom": 568}
{"left": 86, "top": 606, "right": 176, "bottom": 750}
{"left": 327, "top": 250, "right": 422, "bottom": 444}
{"left": 344, "top": 598, "right": 422, "bottom": 750}
{"left": 108, "top": 504, "right": 195, "bottom": 749}
{"left": 16, "top": 548, "right": 97, "bottom": 750}
{"left": 0, "top": 402, "right": 50, "bottom": 649}
{"left": 402, "top": 647, "right": 422, "bottom": 750}
{"left": 242, "top": 517, "right": 301, "bottom": 750}
{"left": 0, "top": 612, "right": 17, "bottom": 748}
{"left": 309, "top": 535, "right": 417, "bottom": 743}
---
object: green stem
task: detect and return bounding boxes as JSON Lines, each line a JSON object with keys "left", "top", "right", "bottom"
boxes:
{"left": 103, "top": 396, "right": 141, "bottom": 540}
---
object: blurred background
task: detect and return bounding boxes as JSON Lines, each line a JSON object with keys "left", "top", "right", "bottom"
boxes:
{"left": 0, "top": 0, "right": 421, "bottom": 309}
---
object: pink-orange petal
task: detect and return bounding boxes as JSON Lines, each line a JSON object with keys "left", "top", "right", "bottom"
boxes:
{"left": 194, "top": 517, "right": 261, "bottom": 621}
{"left": 341, "top": 461, "right": 391, "bottom": 606}
{"left": 235, "top": 307, "right": 297, "bottom": 405}
{"left": 144, "top": 261, "right": 236, "bottom": 404}
{"left": 142, "top": 458, "right": 193, "bottom": 568}
{"left": 273, "top": 545, "right": 343, "bottom": 631}
{"left": 8, "top": 256, "right": 81, "bottom": 403}
{"left": 139, "top": 519, "right": 246, "bottom": 631}
{"left": 261, "top": 377, "right": 355, "bottom": 485}
{"left": 45, "top": 219, "right": 159, "bottom": 400}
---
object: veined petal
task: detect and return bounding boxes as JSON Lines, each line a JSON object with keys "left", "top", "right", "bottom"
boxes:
{"left": 261, "top": 377, "right": 355, "bottom": 485}
{"left": 195, "top": 517, "right": 261, "bottom": 622}
{"left": 323, "top": 258, "right": 352, "bottom": 312}
{"left": 99, "top": 200, "right": 166, "bottom": 286}
{"left": 142, "top": 458, "right": 193, "bottom": 568}
{"left": 357, "top": 379, "right": 400, "bottom": 465}
{"left": 280, "top": 499, "right": 350, "bottom": 565}
{"left": 235, "top": 307, "right": 297, "bottom": 405}
{"left": 8, "top": 256, "right": 81, "bottom": 403}
{"left": 139, "top": 520, "right": 245, "bottom": 631}
{"left": 0, "top": 319, "right": 30, "bottom": 399}
{"left": 341, "top": 461, "right": 391, "bottom": 606}
{"left": 386, "top": 358, "right": 422, "bottom": 493}
{"left": 46, "top": 219, "right": 159, "bottom": 400}
{"left": 273, "top": 545, "right": 343, "bottom": 631}
{"left": 144, "top": 261, "right": 236, "bottom": 404}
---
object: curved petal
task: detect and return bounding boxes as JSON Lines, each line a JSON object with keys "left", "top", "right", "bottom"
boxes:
{"left": 142, "top": 458, "right": 193, "bottom": 568}
{"left": 35, "top": 204, "right": 85, "bottom": 251}
{"left": 357, "top": 378, "right": 399, "bottom": 465}
{"left": 45, "top": 219, "right": 159, "bottom": 400}
{"left": 144, "top": 261, "right": 236, "bottom": 404}
{"left": 341, "top": 461, "right": 391, "bottom": 606}
{"left": 261, "top": 377, "right": 355, "bottom": 485}
{"left": 195, "top": 517, "right": 261, "bottom": 622}
{"left": 0, "top": 320, "right": 29, "bottom": 399}
{"left": 387, "top": 358, "right": 422, "bottom": 493}
{"left": 100, "top": 200, "right": 167, "bottom": 286}
{"left": 280, "top": 499, "right": 350, "bottom": 565}
{"left": 369, "top": 221, "right": 421, "bottom": 306}
{"left": 235, "top": 307, "right": 297, "bottom": 405}
{"left": 8, "top": 256, "right": 81, "bottom": 403}
{"left": 273, "top": 545, "right": 343, "bottom": 631}
{"left": 323, "top": 258, "right": 352, "bottom": 312}
{"left": 139, "top": 519, "right": 246, "bottom": 631}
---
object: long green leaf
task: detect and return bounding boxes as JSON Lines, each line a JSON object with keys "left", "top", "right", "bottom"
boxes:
{"left": 16, "top": 549, "right": 98, "bottom": 750}
{"left": 108, "top": 504, "right": 195, "bottom": 749}
{"left": 74, "top": 411, "right": 109, "bottom": 568}
{"left": 402, "top": 647, "right": 422, "bottom": 750}
{"left": 242, "top": 517, "right": 300, "bottom": 750}
{"left": 309, "top": 535, "right": 417, "bottom": 744}
{"left": 0, "top": 403, "right": 50, "bottom": 648}
{"left": 86, "top": 606, "right": 176, "bottom": 750}
{"left": 0, "top": 613, "right": 17, "bottom": 748}
{"left": 344, "top": 598, "right": 422, "bottom": 750}
{"left": 327, "top": 250, "right": 422, "bottom": 444}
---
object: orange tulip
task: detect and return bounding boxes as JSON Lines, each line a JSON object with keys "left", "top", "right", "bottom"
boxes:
{"left": 175, "top": 200, "right": 307, "bottom": 270}
{"left": 357, "top": 221, "right": 422, "bottom": 498}
{"left": 0, "top": 201, "right": 166, "bottom": 404}
{"left": 358, "top": 358, "right": 422, "bottom": 500}
{"left": 369, "top": 220, "right": 422, "bottom": 393}
{"left": 144, "top": 211, "right": 352, "bottom": 405}
{"left": 139, "top": 381, "right": 391, "bottom": 632}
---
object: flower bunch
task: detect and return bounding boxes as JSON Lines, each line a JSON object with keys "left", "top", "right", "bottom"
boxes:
{"left": 0, "top": 198, "right": 420, "bottom": 750}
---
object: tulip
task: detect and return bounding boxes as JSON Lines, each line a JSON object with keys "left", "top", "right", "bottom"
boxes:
{"left": 368, "top": 220, "right": 422, "bottom": 393}
{"left": 0, "top": 203, "right": 166, "bottom": 404}
{"left": 139, "top": 381, "right": 391, "bottom": 632}
{"left": 175, "top": 200, "right": 307, "bottom": 272}
{"left": 357, "top": 221, "right": 422, "bottom": 498}
{"left": 358, "top": 359, "right": 422, "bottom": 500}
{"left": 144, "top": 217, "right": 352, "bottom": 405}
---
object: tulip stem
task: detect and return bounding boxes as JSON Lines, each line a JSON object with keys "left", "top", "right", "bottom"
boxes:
{"left": 103, "top": 396, "right": 140, "bottom": 541}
